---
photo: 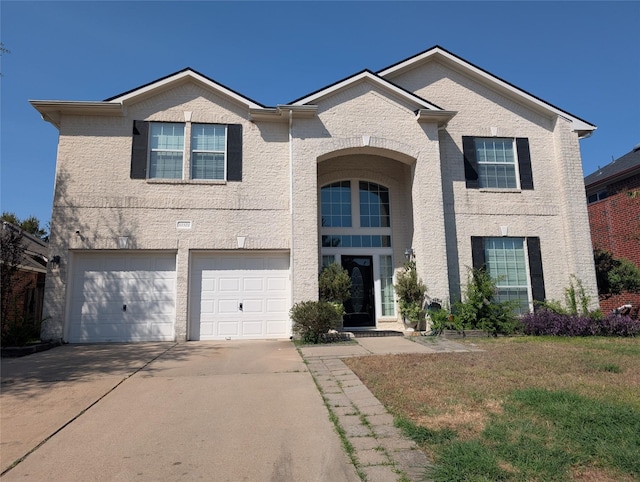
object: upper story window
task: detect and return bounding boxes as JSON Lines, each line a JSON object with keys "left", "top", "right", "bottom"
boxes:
{"left": 587, "top": 189, "right": 608, "bottom": 204}
{"left": 321, "top": 181, "right": 352, "bottom": 227}
{"left": 359, "top": 182, "right": 390, "bottom": 227}
{"left": 321, "top": 181, "right": 391, "bottom": 230}
{"left": 191, "top": 124, "right": 226, "bottom": 180}
{"left": 149, "top": 123, "right": 184, "bottom": 179}
{"left": 475, "top": 138, "right": 518, "bottom": 189}
{"left": 463, "top": 136, "right": 533, "bottom": 190}
{"left": 130, "top": 120, "right": 242, "bottom": 182}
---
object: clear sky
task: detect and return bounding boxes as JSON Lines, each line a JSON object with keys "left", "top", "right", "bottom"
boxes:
{"left": 1, "top": 1, "right": 639, "bottom": 227}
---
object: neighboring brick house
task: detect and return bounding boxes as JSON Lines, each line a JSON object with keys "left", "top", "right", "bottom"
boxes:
{"left": 585, "top": 145, "right": 640, "bottom": 314}
{"left": 31, "top": 46, "right": 598, "bottom": 343}
{"left": 1, "top": 222, "right": 48, "bottom": 325}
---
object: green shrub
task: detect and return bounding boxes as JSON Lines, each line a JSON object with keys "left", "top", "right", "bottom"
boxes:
{"left": 1, "top": 313, "right": 41, "bottom": 347}
{"left": 535, "top": 275, "right": 602, "bottom": 320}
{"left": 394, "top": 261, "right": 427, "bottom": 329}
{"left": 319, "top": 263, "right": 351, "bottom": 304}
{"left": 290, "top": 301, "right": 342, "bottom": 344}
{"left": 454, "top": 267, "right": 520, "bottom": 336}
{"left": 427, "top": 303, "right": 458, "bottom": 334}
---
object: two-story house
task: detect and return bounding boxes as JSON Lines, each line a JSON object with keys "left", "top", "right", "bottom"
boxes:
{"left": 32, "top": 46, "right": 598, "bottom": 343}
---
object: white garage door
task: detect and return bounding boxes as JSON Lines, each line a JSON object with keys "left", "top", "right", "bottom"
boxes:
{"left": 68, "top": 252, "right": 176, "bottom": 343}
{"left": 190, "top": 252, "right": 291, "bottom": 340}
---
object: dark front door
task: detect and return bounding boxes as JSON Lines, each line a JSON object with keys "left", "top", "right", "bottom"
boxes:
{"left": 341, "top": 256, "right": 375, "bottom": 327}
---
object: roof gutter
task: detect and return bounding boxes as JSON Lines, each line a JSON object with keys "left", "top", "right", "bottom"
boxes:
{"left": 30, "top": 100, "right": 125, "bottom": 129}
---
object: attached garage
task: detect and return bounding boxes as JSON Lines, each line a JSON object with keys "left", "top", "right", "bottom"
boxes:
{"left": 68, "top": 252, "right": 177, "bottom": 343}
{"left": 189, "top": 252, "right": 291, "bottom": 340}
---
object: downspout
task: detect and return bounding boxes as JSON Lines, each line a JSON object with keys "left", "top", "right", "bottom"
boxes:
{"left": 289, "top": 109, "right": 295, "bottom": 307}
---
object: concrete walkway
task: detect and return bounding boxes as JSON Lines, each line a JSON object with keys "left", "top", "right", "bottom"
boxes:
{"left": 1, "top": 336, "right": 478, "bottom": 482}
{"left": 298, "top": 336, "right": 481, "bottom": 481}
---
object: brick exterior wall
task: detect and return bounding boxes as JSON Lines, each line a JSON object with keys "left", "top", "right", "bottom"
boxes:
{"left": 587, "top": 173, "right": 640, "bottom": 314}
{"left": 2, "top": 270, "right": 45, "bottom": 322}
{"left": 39, "top": 57, "right": 598, "bottom": 341}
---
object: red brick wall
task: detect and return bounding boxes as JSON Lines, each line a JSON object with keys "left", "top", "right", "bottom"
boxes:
{"left": 2, "top": 270, "right": 46, "bottom": 322}
{"left": 587, "top": 173, "right": 640, "bottom": 314}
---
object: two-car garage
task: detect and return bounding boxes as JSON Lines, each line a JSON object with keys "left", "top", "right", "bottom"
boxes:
{"left": 68, "top": 251, "right": 291, "bottom": 343}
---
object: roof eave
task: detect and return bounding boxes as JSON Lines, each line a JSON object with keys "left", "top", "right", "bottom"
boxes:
{"left": 416, "top": 110, "right": 457, "bottom": 127}
{"left": 30, "top": 100, "right": 124, "bottom": 129}
{"left": 249, "top": 105, "right": 319, "bottom": 122}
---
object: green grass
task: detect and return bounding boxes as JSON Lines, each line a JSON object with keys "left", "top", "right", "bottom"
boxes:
{"left": 396, "top": 387, "right": 640, "bottom": 481}
{"left": 346, "top": 337, "right": 640, "bottom": 481}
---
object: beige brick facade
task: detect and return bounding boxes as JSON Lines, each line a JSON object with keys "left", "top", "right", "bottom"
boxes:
{"left": 34, "top": 47, "right": 598, "bottom": 342}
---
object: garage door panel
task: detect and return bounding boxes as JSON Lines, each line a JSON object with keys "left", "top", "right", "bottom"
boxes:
{"left": 69, "top": 252, "right": 176, "bottom": 343}
{"left": 218, "top": 321, "right": 240, "bottom": 336}
{"left": 266, "top": 298, "right": 287, "bottom": 313}
{"left": 219, "top": 278, "right": 241, "bottom": 292}
{"left": 243, "top": 278, "right": 264, "bottom": 291}
{"left": 190, "top": 253, "right": 290, "bottom": 340}
{"left": 242, "top": 321, "right": 263, "bottom": 336}
{"left": 200, "top": 300, "right": 215, "bottom": 314}
{"left": 242, "top": 299, "right": 264, "bottom": 312}
{"left": 218, "top": 299, "right": 240, "bottom": 314}
{"left": 267, "top": 277, "right": 287, "bottom": 290}
{"left": 267, "top": 321, "right": 288, "bottom": 335}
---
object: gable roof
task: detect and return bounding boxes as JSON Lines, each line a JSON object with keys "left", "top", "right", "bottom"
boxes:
{"left": 31, "top": 68, "right": 267, "bottom": 128}
{"left": 104, "top": 67, "right": 266, "bottom": 109}
{"left": 31, "top": 46, "right": 595, "bottom": 135}
{"left": 585, "top": 145, "right": 640, "bottom": 189}
{"left": 378, "top": 45, "right": 596, "bottom": 138}
{"left": 289, "top": 69, "right": 444, "bottom": 110}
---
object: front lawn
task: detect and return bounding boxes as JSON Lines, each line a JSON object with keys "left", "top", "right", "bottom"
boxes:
{"left": 344, "top": 336, "right": 640, "bottom": 481}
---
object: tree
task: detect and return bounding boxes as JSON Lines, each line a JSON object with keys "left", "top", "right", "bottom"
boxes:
{"left": 594, "top": 249, "right": 640, "bottom": 299}
{"left": 1, "top": 212, "right": 48, "bottom": 240}
{"left": 1, "top": 224, "right": 25, "bottom": 328}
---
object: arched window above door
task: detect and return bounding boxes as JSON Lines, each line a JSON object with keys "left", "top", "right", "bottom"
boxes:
{"left": 320, "top": 180, "right": 390, "bottom": 229}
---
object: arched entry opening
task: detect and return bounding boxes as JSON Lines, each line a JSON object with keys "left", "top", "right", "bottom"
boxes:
{"left": 318, "top": 151, "right": 415, "bottom": 329}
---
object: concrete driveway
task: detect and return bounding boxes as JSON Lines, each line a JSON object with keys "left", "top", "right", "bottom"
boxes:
{"left": 1, "top": 341, "right": 360, "bottom": 481}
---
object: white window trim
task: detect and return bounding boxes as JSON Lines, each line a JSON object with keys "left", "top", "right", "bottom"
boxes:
{"left": 148, "top": 122, "right": 186, "bottom": 180}
{"left": 320, "top": 178, "right": 395, "bottom": 320}
{"left": 147, "top": 121, "right": 230, "bottom": 182}
{"left": 485, "top": 236, "right": 533, "bottom": 314}
{"left": 476, "top": 137, "right": 521, "bottom": 190}
{"left": 191, "top": 123, "right": 228, "bottom": 181}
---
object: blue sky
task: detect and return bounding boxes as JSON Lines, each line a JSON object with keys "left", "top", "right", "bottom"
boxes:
{"left": 1, "top": 1, "right": 639, "bottom": 227}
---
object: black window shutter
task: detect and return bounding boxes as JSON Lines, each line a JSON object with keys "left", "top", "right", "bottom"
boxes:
{"left": 227, "top": 124, "right": 243, "bottom": 181}
{"left": 131, "top": 120, "right": 149, "bottom": 179}
{"left": 527, "top": 237, "right": 546, "bottom": 306}
{"left": 516, "top": 138, "right": 534, "bottom": 190}
{"left": 463, "top": 136, "right": 479, "bottom": 189}
{"left": 471, "top": 236, "right": 485, "bottom": 270}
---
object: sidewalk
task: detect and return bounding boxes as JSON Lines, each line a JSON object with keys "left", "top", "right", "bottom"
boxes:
{"left": 299, "top": 335, "right": 481, "bottom": 481}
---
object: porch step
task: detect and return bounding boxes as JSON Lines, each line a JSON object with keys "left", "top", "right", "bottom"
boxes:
{"left": 350, "top": 330, "right": 404, "bottom": 338}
